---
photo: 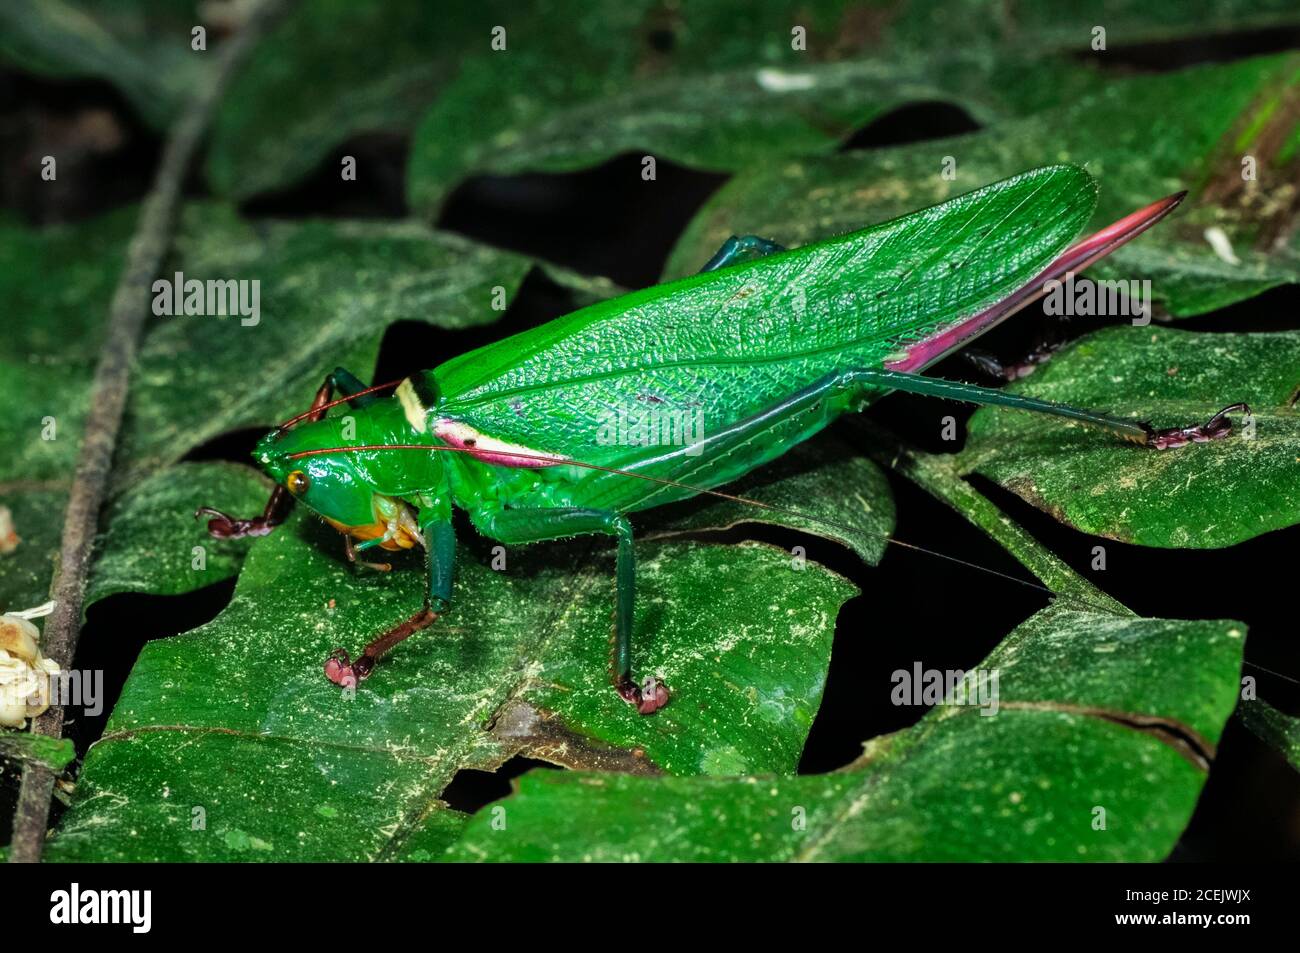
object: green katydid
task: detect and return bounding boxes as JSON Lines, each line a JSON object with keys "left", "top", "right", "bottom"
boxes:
{"left": 197, "top": 165, "right": 1246, "bottom": 715}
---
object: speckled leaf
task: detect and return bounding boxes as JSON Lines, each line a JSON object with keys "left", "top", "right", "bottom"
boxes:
{"left": 667, "top": 54, "right": 1300, "bottom": 317}
{"left": 117, "top": 206, "right": 535, "bottom": 483}
{"left": 0, "top": 207, "right": 136, "bottom": 367}
{"left": 446, "top": 604, "right": 1245, "bottom": 861}
{"left": 408, "top": 50, "right": 997, "bottom": 217}
{"left": 44, "top": 511, "right": 854, "bottom": 861}
{"left": 87, "top": 462, "right": 273, "bottom": 605}
{"left": 651, "top": 435, "right": 895, "bottom": 566}
{"left": 405, "top": 0, "right": 1064, "bottom": 216}
{"left": 0, "top": 0, "right": 209, "bottom": 128}
{"left": 958, "top": 327, "right": 1300, "bottom": 548}
{"left": 406, "top": 1, "right": 1300, "bottom": 215}
{"left": 0, "top": 362, "right": 85, "bottom": 615}
{"left": 205, "top": 0, "right": 501, "bottom": 201}
{"left": 1239, "top": 699, "right": 1300, "bottom": 772}
{"left": 0, "top": 209, "right": 134, "bottom": 609}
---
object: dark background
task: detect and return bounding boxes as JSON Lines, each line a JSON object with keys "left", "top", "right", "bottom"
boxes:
{"left": 2, "top": 24, "right": 1298, "bottom": 860}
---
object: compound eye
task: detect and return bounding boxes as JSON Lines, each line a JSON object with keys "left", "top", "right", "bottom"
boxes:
{"left": 286, "top": 470, "right": 310, "bottom": 496}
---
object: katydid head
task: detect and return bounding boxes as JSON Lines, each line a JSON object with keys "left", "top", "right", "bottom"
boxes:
{"left": 253, "top": 421, "right": 389, "bottom": 532}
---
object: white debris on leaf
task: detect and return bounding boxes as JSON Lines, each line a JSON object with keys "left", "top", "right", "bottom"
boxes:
{"left": 754, "top": 67, "right": 817, "bottom": 92}
{"left": 0, "top": 505, "right": 19, "bottom": 555}
{"left": 0, "top": 601, "right": 61, "bottom": 728}
{"left": 1203, "top": 226, "right": 1241, "bottom": 265}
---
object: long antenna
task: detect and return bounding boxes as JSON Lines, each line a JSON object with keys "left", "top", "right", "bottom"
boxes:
{"left": 285, "top": 442, "right": 1066, "bottom": 601}
{"left": 275, "top": 379, "right": 405, "bottom": 432}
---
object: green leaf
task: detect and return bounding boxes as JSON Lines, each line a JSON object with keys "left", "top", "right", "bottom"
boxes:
{"left": 87, "top": 462, "right": 273, "bottom": 605}
{"left": 1239, "top": 699, "right": 1300, "bottom": 772}
{"left": 667, "top": 54, "right": 1300, "bottom": 316}
{"left": 651, "top": 436, "right": 896, "bottom": 566}
{"left": 0, "top": 731, "right": 75, "bottom": 771}
{"left": 206, "top": 0, "right": 486, "bottom": 201}
{"left": 445, "top": 605, "right": 1245, "bottom": 861}
{"left": 958, "top": 327, "right": 1300, "bottom": 548}
{"left": 0, "top": 366, "right": 81, "bottom": 613}
{"left": 45, "top": 511, "right": 854, "bottom": 861}
{"left": 0, "top": 209, "right": 134, "bottom": 609}
{"left": 117, "top": 206, "right": 537, "bottom": 482}
{"left": 0, "top": 206, "right": 136, "bottom": 368}
{"left": 404, "top": 0, "right": 1077, "bottom": 216}
{"left": 407, "top": 1, "right": 1300, "bottom": 215}
{"left": 0, "top": 0, "right": 209, "bottom": 128}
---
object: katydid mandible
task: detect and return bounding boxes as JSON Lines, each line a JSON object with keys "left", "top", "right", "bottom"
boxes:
{"left": 197, "top": 165, "right": 1246, "bottom": 715}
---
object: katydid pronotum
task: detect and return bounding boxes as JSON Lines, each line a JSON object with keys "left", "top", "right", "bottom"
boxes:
{"left": 197, "top": 166, "right": 1247, "bottom": 715}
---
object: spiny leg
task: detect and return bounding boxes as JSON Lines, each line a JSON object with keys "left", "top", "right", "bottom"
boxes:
{"left": 698, "top": 234, "right": 786, "bottom": 273}
{"left": 196, "top": 366, "right": 375, "bottom": 539}
{"left": 326, "top": 516, "right": 454, "bottom": 689}
{"left": 471, "top": 506, "right": 668, "bottom": 715}
{"left": 853, "top": 368, "right": 1249, "bottom": 448}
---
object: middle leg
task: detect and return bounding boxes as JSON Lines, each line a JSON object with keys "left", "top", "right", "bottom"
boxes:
{"left": 470, "top": 506, "right": 669, "bottom": 715}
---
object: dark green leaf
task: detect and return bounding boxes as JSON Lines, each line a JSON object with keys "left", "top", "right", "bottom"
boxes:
{"left": 206, "top": 0, "right": 484, "bottom": 200}
{"left": 667, "top": 55, "right": 1300, "bottom": 316}
{"left": 87, "top": 462, "right": 273, "bottom": 604}
{"left": 959, "top": 327, "right": 1300, "bottom": 547}
{"left": 0, "top": 210, "right": 133, "bottom": 608}
{"left": 0, "top": 731, "right": 75, "bottom": 771}
{"left": 445, "top": 605, "right": 1245, "bottom": 861}
{"left": 407, "top": 1, "right": 1300, "bottom": 215}
{"left": 0, "top": 0, "right": 209, "bottom": 127}
{"left": 46, "top": 512, "right": 854, "bottom": 861}
{"left": 1239, "top": 699, "right": 1300, "bottom": 772}
{"left": 118, "top": 206, "right": 536, "bottom": 482}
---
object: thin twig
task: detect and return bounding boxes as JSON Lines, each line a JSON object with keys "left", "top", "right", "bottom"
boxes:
{"left": 8, "top": 0, "right": 289, "bottom": 864}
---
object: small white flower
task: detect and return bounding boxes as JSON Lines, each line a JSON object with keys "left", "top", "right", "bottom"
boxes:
{"left": 0, "top": 604, "right": 61, "bottom": 728}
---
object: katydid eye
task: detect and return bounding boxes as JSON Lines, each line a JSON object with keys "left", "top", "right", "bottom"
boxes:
{"left": 286, "top": 470, "right": 310, "bottom": 495}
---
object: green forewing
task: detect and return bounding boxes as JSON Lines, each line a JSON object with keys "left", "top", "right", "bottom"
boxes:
{"left": 433, "top": 167, "right": 1097, "bottom": 495}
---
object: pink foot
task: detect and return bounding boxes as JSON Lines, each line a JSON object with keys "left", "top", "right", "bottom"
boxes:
{"left": 1143, "top": 402, "right": 1249, "bottom": 450}
{"left": 617, "top": 676, "right": 671, "bottom": 715}
{"left": 324, "top": 649, "right": 372, "bottom": 690}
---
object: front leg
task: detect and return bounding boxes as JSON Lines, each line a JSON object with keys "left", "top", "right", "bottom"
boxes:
{"left": 196, "top": 484, "right": 295, "bottom": 539}
{"left": 472, "top": 506, "right": 669, "bottom": 715}
{"left": 196, "top": 366, "right": 375, "bottom": 540}
{"left": 325, "top": 516, "right": 454, "bottom": 689}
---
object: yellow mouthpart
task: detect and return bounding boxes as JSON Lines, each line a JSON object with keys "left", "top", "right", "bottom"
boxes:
{"left": 323, "top": 495, "right": 423, "bottom": 552}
